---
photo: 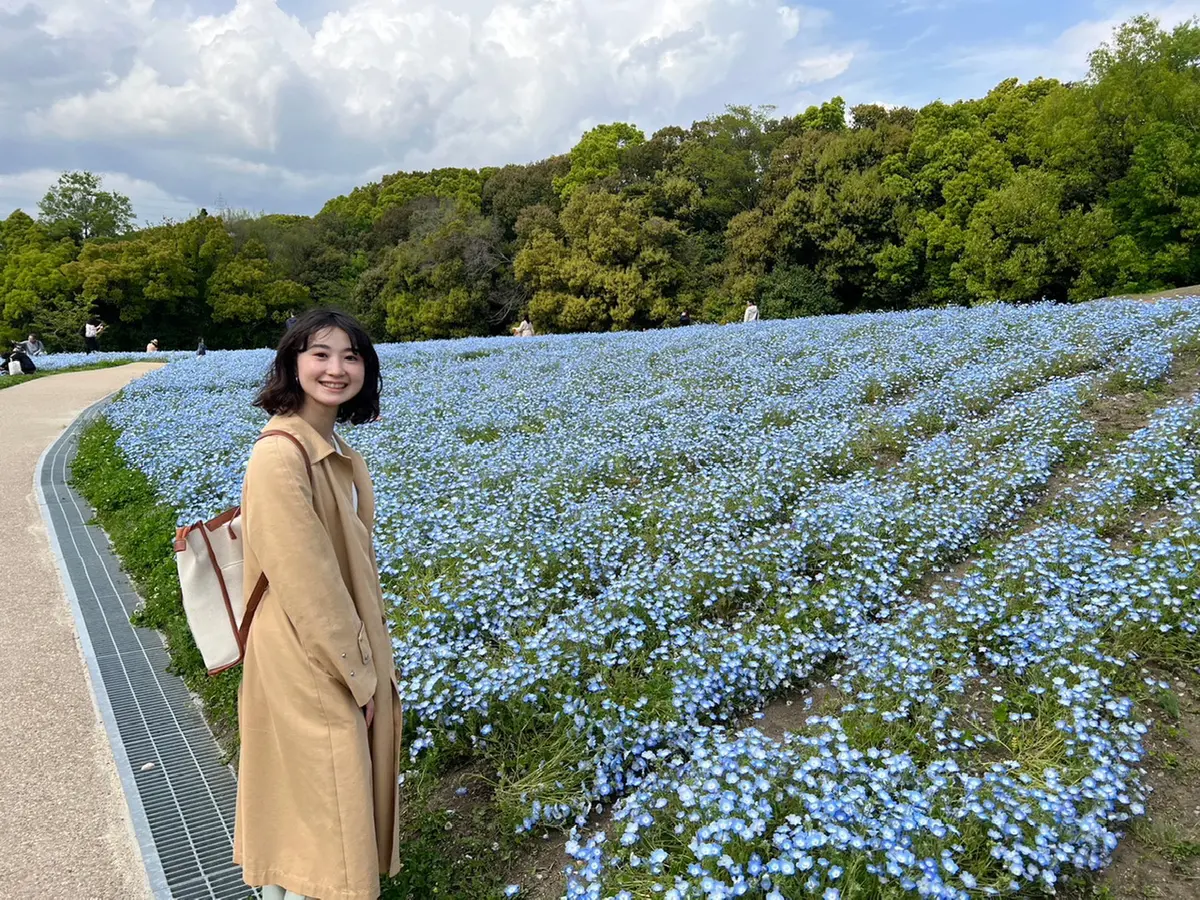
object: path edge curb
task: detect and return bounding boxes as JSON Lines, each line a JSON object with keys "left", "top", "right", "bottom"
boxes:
{"left": 34, "top": 395, "right": 172, "bottom": 900}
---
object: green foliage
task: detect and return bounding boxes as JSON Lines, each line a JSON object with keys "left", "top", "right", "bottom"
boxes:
{"left": 554, "top": 123, "right": 646, "bottom": 200}
{"left": 364, "top": 200, "right": 518, "bottom": 341}
{"left": 0, "top": 211, "right": 78, "bottom": 345}
{"left": 758, "top": 264, "right": 839, "bottom": 319}
{"left": 38, "top": 171, "right": 134, "bottom": 241}
{"left": 515, "top": 190, "right": 698, "bottom": 332}
{"left": 2, "top": 15, "right": 1199, "bottom": 344}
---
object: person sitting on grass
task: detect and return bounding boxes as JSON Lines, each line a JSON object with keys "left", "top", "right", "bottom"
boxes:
{"left": 4, "top": 345, "right": 37, "bottom": 374}
{"left": 16, "top": 333, "right": 45, "bottom": 356}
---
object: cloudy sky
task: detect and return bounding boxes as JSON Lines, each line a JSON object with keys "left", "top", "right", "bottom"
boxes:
{"left": 1, "top": 0, "right": 1198, "bottom": 224}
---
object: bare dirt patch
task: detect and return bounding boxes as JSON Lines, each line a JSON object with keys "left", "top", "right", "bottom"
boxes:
{"left": 1066, "top": 672, "right": 1200, "bottom": 899}
{"left": 500, "top": 802, "right": 617, "bottom": 900}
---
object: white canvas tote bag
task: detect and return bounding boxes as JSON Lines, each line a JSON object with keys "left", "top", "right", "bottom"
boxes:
{"left": 174, "top": 430, "right": 312, "bottom": 675}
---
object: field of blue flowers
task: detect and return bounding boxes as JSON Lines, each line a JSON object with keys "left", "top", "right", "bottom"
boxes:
{"left": 96, "top": 299, "right": 1200, "bottom": 899}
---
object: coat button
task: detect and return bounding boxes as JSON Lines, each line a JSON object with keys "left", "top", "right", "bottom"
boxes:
{"left": 350, "top": 670, "right": 355, "bottom": 676}
{"left": 341, "top": 653, "right": 347, "bottom": 658}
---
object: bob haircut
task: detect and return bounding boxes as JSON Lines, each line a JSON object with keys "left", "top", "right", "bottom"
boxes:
{"left": 254, "top": 309, "right": 382, "bottom": 425}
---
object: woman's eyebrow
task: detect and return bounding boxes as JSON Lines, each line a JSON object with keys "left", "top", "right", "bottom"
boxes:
{"left": 308, "top": 342, "right": 359, "bottom": 352}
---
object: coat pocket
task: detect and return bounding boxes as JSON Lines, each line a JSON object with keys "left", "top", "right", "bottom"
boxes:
{"left": 357, "top": 622, "right": 372, "bottom": 665}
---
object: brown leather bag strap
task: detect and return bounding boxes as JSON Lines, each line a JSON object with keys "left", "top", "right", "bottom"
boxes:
{"left": 256, "top": 429, "right": 313, "bottom": 482}
{"left": 237, "top": 430, "right": 314, "bottom": 652}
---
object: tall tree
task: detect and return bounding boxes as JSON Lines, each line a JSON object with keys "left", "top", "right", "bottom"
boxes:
{"left": 38, "top": 171, "right": 135, "bottom": 241}
{"left": 554, "top": 123, "right": 646, "bottom": 200}
{"left": 0, "top": 211, "right": 79, "bottom": 346}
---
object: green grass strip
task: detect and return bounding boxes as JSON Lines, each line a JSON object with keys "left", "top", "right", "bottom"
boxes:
{"left": 0, "top": 360, "right": 139, "bottom": 391}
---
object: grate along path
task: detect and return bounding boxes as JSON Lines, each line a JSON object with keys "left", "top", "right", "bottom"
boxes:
{"left": 37, "top": 398, "right": 257, "bottom": 900}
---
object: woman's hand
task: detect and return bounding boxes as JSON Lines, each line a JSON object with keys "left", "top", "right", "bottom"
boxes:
{"left": 363, "top": 697, "right": 375, "bottom": 729}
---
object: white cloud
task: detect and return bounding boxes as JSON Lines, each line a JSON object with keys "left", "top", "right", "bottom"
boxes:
{"left": 11, "top": 0, "right": 850, "bottom": 211}
{"left": 788, "top": 51, "right": 855, "bottom": 86}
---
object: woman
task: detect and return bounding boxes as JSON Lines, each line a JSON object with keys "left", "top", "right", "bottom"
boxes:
{"left": 236, "top": 309, "right": 402, "bottom": 900}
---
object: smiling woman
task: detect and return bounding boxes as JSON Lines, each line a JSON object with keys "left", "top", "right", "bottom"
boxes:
{"left": 254, "top": 309, "right": 382, "bottom": 426}
{"left": 235, "top": 307, "right": 398, "bottom": 900}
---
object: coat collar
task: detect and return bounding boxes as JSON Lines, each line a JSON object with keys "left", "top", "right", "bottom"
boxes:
{"left": 262, "top": 414, "right": 341, "bottom": 466}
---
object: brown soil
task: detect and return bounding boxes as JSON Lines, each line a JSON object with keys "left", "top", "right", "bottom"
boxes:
{"left": 501, "top": 801, "right": 617, "bottom": 900}
{"left": 1065, "top": 672, "right": 1200, "bottom": 899}
{"left": 746, "top": 682, "right": 842, "bottom": 741}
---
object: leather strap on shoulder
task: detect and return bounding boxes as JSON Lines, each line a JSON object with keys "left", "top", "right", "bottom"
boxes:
{"left": 255, "top": 429, "right": 313, "bottom": 483}
{"left": 239, "top": 429, "right": 315, "bottom": 653}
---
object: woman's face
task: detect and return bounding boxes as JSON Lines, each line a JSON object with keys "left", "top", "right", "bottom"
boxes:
{"left": 297, "top": 326, "right": 365, "bottom": 410}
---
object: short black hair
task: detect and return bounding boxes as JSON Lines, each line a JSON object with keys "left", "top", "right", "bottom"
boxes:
{"left": 254, "top": 309, "right": 382, "bottom": 425}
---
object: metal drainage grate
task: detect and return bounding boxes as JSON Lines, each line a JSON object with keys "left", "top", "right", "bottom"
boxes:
{"left": 37, "top": 399, "right": 256, "bottom": 900}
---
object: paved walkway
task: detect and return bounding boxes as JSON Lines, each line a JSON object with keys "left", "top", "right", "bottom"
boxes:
{"left": 0, "top": 364, "right": 163, "bottom": 898}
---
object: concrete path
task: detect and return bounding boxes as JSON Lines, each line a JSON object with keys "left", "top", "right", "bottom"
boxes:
{"left": 0, "top": 364, "right": 162, "bottom": 900}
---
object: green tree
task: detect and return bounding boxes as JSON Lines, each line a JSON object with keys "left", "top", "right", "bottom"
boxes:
{"left": 37, "top": 171, "right": 135, "bottom": 241}
{"left": 1109, "top": 121, "right": 1200, "bottom": 286}
{"left": 958, "top": 170, "right": 1070, "bottom": 302}
{"left": 758, "top": 264, "right": 838, "bottom": 319}
{"left": 554, "top": 123, "right": 647, "bottom": 200}
{"left": 0, "top": 211, "right": 80, "bottom": 346}
{"left": 362, "top": 201, "right": 515, "bottom": 341}
{"left": 481, "top": 157, "right": 569, "bottom": 240}
{"left": 515, "top": 190, "right": 698, "bottom": 332}
{"left": 208, "top": 239, "right": 309, "bottom": 327}
{"left": 671, "top": 106, "right": 779, "bottom": 231}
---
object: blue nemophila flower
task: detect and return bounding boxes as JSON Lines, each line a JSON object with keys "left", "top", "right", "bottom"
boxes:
{"left": 100, "top": 299, "right": 1200, "bottom": 899}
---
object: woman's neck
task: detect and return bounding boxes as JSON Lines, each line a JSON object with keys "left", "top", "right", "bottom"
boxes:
{"left": 298, "top": 399, "right": 338, "bottom": 443}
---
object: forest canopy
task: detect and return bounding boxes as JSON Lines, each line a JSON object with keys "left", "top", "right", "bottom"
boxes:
{"left": 2, "top": 15, "right": 1197, "bottom": 350}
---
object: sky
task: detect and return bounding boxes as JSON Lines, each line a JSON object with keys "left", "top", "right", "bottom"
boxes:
{"left": 1, "top": 0, "right": 1198, "bottom": 224}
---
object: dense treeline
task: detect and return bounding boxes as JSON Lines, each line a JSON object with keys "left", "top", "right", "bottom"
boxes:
{"left": 1, "top": 15, "right": 1197, "bottom": 351}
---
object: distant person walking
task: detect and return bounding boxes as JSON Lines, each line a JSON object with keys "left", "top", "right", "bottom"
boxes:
{"left": 286, "top": 311, "right": 298, "bottom": 331}
{"left": 197, "top": 338, "right": 208, "bottom": 357}
{"left": 16, "top": 333, "right": 45, "bottom": 356}
{"left": 513, "top": 318, "right": 535, "bottom": 338}
{"left": 84, "top": 318, "right": 105, "bottom": 353}
{"left": 679, "top": 311, "right": 692, "bottom": 327}
{"left": 743, "top": 301, "right": 760, "bottom": 323}
{"left": 146, "top": 338, "right": 160, "bottom": 353}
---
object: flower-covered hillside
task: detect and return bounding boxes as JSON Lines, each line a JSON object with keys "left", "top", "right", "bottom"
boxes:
{"left": 102, "top": 299, "right": 1200, "bottom": 898}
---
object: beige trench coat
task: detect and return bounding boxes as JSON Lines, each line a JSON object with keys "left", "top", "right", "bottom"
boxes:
{"left": 233, "top": 414, "right": 402, "bottom": 900}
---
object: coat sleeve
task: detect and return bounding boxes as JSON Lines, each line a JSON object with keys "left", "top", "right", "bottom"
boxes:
{"left": 244, "top": 436, "right": 378, "bottom": 708}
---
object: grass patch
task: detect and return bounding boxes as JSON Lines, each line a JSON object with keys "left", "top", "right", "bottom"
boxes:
{"left": 0, "top": 359, "right": 133, "bottom": 390}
